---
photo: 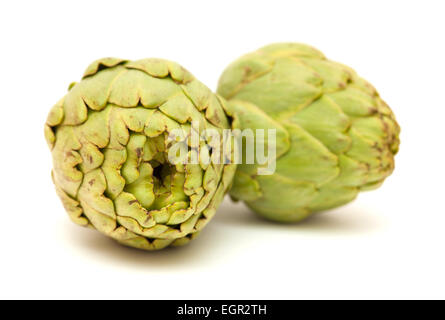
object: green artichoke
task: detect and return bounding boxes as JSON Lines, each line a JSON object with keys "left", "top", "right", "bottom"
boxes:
{"left": 45, "top": 58, "right": 236, "bottom": 250}
{"left": 217, "top": 43, "right": 400, "bottom": 222}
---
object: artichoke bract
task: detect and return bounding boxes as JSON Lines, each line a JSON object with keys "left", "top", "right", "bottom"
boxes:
{"left": 218, "top": 43, "right": 400, "bottom": 222}
{"left": 45, "top": 58, "right": 236, "bottom": 250}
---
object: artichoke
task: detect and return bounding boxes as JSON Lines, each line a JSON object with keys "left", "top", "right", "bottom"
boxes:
{"left": 45, "top": 58, "right": 236, "bottom": 250}
{"left": 217, "top": 43, "right": 400, "bottom": 222}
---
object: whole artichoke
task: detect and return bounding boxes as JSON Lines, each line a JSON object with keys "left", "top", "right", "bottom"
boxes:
{"left": 217, "top": 43, "right": 400, "bottom": 222}
{"left": 45, "top": 58, "right": 236, "bottom": 250}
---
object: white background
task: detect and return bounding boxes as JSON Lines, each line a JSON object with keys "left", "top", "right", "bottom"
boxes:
{"left": 0, "top": 0, "right": 444, "bottom": 299}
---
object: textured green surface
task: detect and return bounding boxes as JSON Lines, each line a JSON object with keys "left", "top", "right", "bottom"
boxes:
{"left": 46, "top": 58, "right": 236, "bottom": 250}
{"left": 218, "top": 43, "right": 400, "bottom": 222}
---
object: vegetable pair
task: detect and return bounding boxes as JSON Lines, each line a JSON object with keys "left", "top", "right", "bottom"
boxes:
{"left": 45, "top": 44, "right": 399, "bottom": 250}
